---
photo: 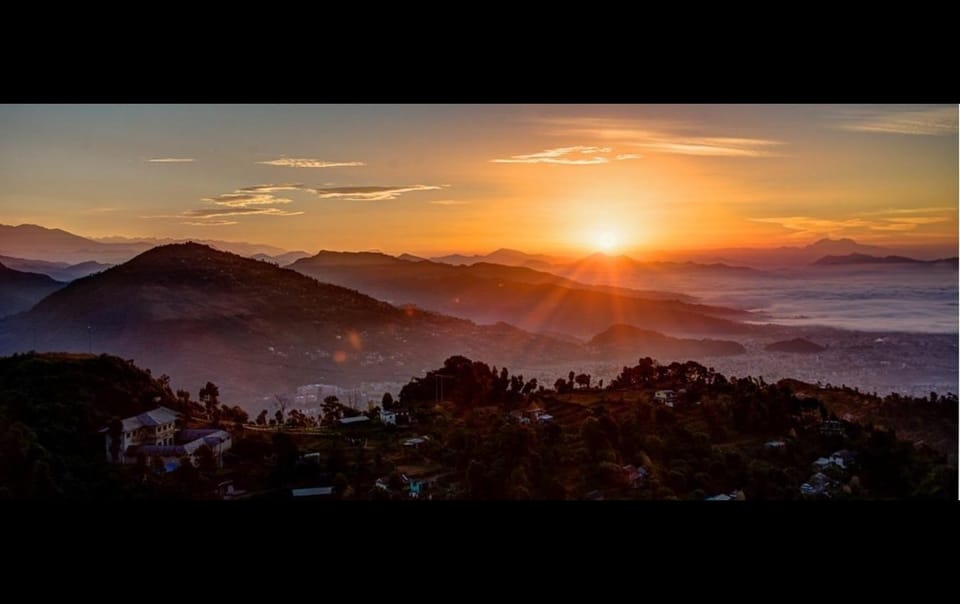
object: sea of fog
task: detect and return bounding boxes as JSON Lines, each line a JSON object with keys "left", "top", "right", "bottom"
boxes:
{"left": 684, "top": 265, "right": 958, "bottom": 334}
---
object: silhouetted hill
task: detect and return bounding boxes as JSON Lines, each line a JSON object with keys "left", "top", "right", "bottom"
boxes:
{"left": 251, "top": 251, "right": 311, "bottom": 265}
{"left": 0, "top": 255, "right": 112, "bottom": 281}
{"left": 0, "top": 223, "right": 140, "bottom": 264}
{"left": 432, "top": 248, "right": 559, "bottom": 269}
{"left": 0, "top": 352, "right": 182, "bottom": 498}
{"left": 289, "top": 252, "right": 754, "bottom": 337}
{"left": 588, "top": 324, "right": 746, "bottom": 358}
{"left": 765, "top": 338, "right": 826, "bottom": 354}
{"left": 666, "top": 238, "right": 900, "bottom": 268}
{"left": 0, "top": 262, "right": 65, "bottom": 317}
{"left": 813, "top": 253, "right": 959, "bottom": 266}
{"left": 0, "top": 244, "right": 584, "bottom": 405}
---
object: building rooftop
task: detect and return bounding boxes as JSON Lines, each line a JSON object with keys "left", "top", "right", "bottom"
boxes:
{"left": 292, "top": 487, "right": 334, "bottom": 497}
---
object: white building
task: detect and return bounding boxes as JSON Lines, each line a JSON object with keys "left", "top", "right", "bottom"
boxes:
{"left": 101, "top": 407, "right": 232, "bottom": 469}
{"left": 654, "top": 390, "right": 677, "bottom": 407}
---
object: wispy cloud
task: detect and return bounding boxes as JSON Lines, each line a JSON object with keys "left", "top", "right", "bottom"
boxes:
{"left": 634, "top": 137, "right": 783, "bottom": 157}
{"left": 257, "top": 158, "right": 365, "bottom": 168}
{"left": 490, "top": 146, "right": 644, "bottom": 165}
{"left": 237, "top": 183, "right": 306, "bottom": 193}
{"left": 182, "top": 220, "right": 238, "bottom": 226}
{"left": 429, "top": 200, "right": 471, "bottom": 205}
{"left": 537, "top": 117, "right": 785, "bottom": 158}
{"left": 147, "top": 158, "right": 196, "bottom": 163}
{"left": 750, "top": 209, "right": 954, "bottom": 238}
{"left": 312, "top": 184, "right": 441, "bottom": 201}
{"left": 183, "top": 207, "right": 304, "bottom": 218}
{"left": 202, "top": 193, "right": 293, "bottom": 208}
{"left": 837, "top": 106, "right": 958, "bottom": 136}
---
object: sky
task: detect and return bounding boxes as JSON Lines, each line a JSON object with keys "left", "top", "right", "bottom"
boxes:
{"left": 0, "top": 104, "right": 956, "bottom": 256}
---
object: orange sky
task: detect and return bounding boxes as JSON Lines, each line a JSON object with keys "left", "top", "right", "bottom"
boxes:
{"left": 0, "top": 104, "right": 956, "bottom": 256}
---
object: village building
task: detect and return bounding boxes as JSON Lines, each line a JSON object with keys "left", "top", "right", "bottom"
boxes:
{"left": 101, "top": 406, "right": 232, "bottom": 469}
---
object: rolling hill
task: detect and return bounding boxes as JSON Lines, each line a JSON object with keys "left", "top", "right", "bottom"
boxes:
{"left": 0, "top": 262, "right": 65, "bottom": 317}
{"left": 0, "top": 255, "right": 112, "bottom": 281}
{"left": 587, "top": 324, "right": 746, "bottom": 358}
{"left": 288, "top": 251, "right": 756, "bottom": 337}
{"left": 0, "top": 244, "right": 585, "bottom": 406}
{"left": 813, "top": 253, "right": 959, "bottom": 266}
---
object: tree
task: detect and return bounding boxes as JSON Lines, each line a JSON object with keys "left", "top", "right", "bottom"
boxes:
{"left": 255, "top": 410, "right": 268, "bottom": 426}
{"left": 107, "top": 417, "right": 123, "bottom": 463}
{"left": 273, "top": 395, "right": 290, "bottom": 429}
{"left": 381, "top": 392, "right": 395, "bottom": 410}
{"left": 554, "top": 378, "right": 568, "bottom": 393}
{"left": 575, "top": 373, "right": 591, "bottom": 389}
{"left": 149, "top": 455, "right": 165, "bottom": 475}
{"left": 198, "top": 381, "right": 220, "bottom": 416}
{"left": 195, "top": 444, "right": 218, "bottom": 474}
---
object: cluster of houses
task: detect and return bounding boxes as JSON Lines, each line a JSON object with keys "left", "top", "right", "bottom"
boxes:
{"left": 800, "top": 449, "right": 856, "bottom": 497}
{"left": 101, "top": 407, "right": 232, "bottom": 472}
{"left": 507, "top": 406, "right": 554, "bottom": 424}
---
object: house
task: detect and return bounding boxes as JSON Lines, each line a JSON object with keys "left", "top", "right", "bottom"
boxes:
{"left": 819, "top": 420, "right": 845, "bottom": 436}
{"left": 291, "top": 487, "right": 335, "bottom": 498}
{"left": 101, "top": 406, "right": 179, "bottom": 462}
{"left": 800, "top": 472, "right": 839, "bottom": 497}
{"left": 536, "top": 413, "right": 554, "bottom": 423}
{"left": 813, "top": 455, "right": 848, "bottom": 470}
{"left": 622, "top": 465, "right": 648, "bottom": 486}
{"left": 338, "top": 415, "right": 370, "bottom": 426}
{"left": 101, "top": 407, "right": 233, "bottom": 468}
{"left": 654, "top": 390, "right": 677, "bottom": 407}
{"left": 380, "top": 410, "right": 397, "bottom": 425}
{"left": 705, "top": 489, "right": 744, "bottom": 501}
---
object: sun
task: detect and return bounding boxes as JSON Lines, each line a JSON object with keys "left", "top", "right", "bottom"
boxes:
{"left": 595, "top": 231, "right": 620, "bottom": 252}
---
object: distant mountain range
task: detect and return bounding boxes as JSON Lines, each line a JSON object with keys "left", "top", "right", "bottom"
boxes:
{"left": 0, "top": 223, "right": 296, "bottom": 264}
{"left": 0, "top": 255, "right": 112, "bottom": 282}
{"left": 765, "top": 338, "right": 826, "bottom": 354}
{"left": 667, "top": 238, "right": 955, "bottom": 268}
{"left": 0, "top": 262, "right": 65, "bottom": 318}
{"left": 431, "top": 248, "right": 563, "bottom": 270}
{"left": 587, "top": 324, "right": 746, "bottom": 358}
{"left": 813, "top": 253, "right": 959, "bottom": 266}
{"left": 288, "top": 251, "right": 753, "bottom": 338}
{"left": 0, "top": 244, "right": 592, "bottom": 404}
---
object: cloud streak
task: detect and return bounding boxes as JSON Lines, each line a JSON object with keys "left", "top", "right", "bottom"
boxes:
{"left": 838, "top": 106, "right": 958, "bottom": 136}
{"left": 237, "top": 183, "right": 306, "bottom": 193}
{"left": 312, "top": 184, "right": 441, "bottom": 201}
{"left": 429, "top": 200, "right": 471, "bottom": 205}
{"left": 202, "top": 193, "right": 293, "bottom": 208}
{"left": 537, "top": 117, "right": 786, "bottom": 158}
{"left": 257, "top": 158, "right": 365, "bottom": 168}
{"left": 490, "top": 146, "right": 644, "bottom": 165}
{"left": 182, "top": 220, "right": 238, "bottom": 226}
{"left": 147, "top": 158, "right": 195, "bottom": 163}
{"left": 750, "top": 210, "right": 954, "bottom": 238}
{"left": 633, "top": 137, "right": 783, "bottom": 157}
{"left": 183, "top": 207, "right": 304, "bottom": 218}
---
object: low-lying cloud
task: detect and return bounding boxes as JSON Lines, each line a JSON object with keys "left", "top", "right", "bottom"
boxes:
{"left": 537, "top": 117, "right": 786, "bottom": 158}
{"left": 838, "top": 106, "right": 958, "bottom": 136}
{"left": 202, "top": 193, "right": 293, "bottom": 208}
{"left": 312, "top": 184, "right": 441, "bottom": 201}
{"left": 491, "top": 145, "right": 644, "bottom": 165}
{"left": 183, "top": 207, "right": 304, "bottom": 218}
{"left": 147, "top": 158, "right": 195, "bottom": 163}
{"left": 257, "top": 158, "right": 366, "bottom": 168}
